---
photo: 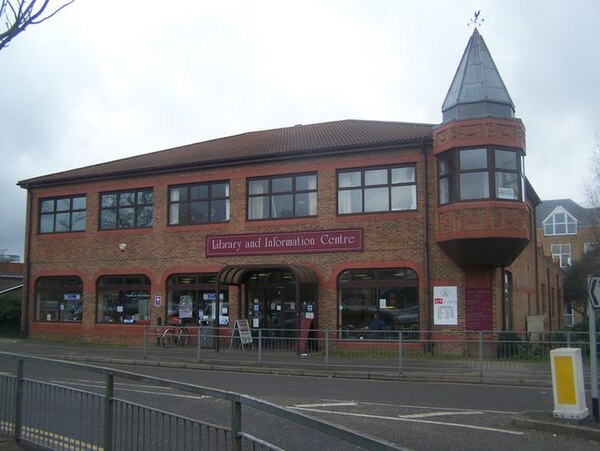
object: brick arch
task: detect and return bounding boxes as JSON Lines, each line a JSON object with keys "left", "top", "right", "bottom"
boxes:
{"left": 325, "top": 260, "right": 424, "bottom": 290}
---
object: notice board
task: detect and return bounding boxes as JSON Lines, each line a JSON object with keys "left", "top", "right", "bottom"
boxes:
{"left": 466, "top": 288, "right": 493, "bottom": 331}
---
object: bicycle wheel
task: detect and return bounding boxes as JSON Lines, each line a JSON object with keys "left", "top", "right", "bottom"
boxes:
{"left": 178, "top": 327, "right": 189, "bottom": 347}
{"left": 162, "top": 329, "right": 175, "bottom": 348}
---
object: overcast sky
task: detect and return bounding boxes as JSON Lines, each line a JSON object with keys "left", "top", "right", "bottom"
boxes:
{"left": 1, "top": 0, "right": 599, "bottom": 259}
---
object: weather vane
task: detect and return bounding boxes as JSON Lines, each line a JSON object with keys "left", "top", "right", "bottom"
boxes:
{"left": 468, "top": 10, "right": 485, "bottom": 28}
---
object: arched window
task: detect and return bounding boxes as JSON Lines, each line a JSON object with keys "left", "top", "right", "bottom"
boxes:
{"left": 35, "top": 276, "right": 83, "bottom": 322}
{"left": 96, "top": 275, "right": 150, "bottom": 324}
{"left": 338, "top": 269, "right": 419, "bottom": 336}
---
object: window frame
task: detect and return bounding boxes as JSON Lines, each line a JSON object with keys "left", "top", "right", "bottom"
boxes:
{"left": 550, "top": 243, "right": 571, "bottom": 268}
{"left": 168, "top": 180, "right": 230, "bottom": 226}
{"left": 336, "top": 164, "right": 417, "bottom": 215}
{"left": 543, "top": 207, "right": 578, "bottom": 236}
{"left": 438, "top": 147, "right": 524, "bottom": 204}
{"left": 247, "top": 172, "right": 318, "bottom": 221}
{"left": 35, "top": 276, "right": 83, "bottom": 322}
{"left": 39, "top": 195, "right": 87, "bottom": 234}
{"left": 96, "top": 275, "right": 151, "bottom": 324}
{"left": 99, "top": 188, "right": 154, "bottom": 230}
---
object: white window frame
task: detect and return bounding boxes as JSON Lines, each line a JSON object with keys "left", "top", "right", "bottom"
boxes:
{"left": 543, "top": 206, "right": 577, "bottom": 236}
{"left": 551, "top": 243, "right": 571, "bottom": 268}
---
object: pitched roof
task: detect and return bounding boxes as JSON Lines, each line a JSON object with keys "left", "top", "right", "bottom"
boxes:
{"left": 442, "top": 28, "right": 515, "bottom": 122}
{"left": 535, "top": 199, "right": 600, "bottom": 227}
{"left": 18, "top": 119, "right": 434, "bottom": 188}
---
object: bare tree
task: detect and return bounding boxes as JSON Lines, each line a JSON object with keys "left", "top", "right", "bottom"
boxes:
{"left": 584, "top": 135, "right": 600, "bottom": 236}
{"left": 1, "top": 0, "right": 75, "bottom": 52}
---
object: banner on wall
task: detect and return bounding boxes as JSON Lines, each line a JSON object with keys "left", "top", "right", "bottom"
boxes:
{"left": 433, "top": 286, "right": 458, "bottom": 326}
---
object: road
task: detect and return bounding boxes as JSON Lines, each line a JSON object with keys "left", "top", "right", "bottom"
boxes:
{"left": 5, "top": 360, "right": 599, "bottom": 450}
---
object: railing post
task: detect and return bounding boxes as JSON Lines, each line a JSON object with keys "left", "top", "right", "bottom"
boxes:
{"left": 479, "top": 332, "right": 484, "bottom": 378}
{"left": 398, "top": 331, "right": 403, "bottom": 373}
{"left": 197, "top": 325, "right": 202, "bottom": 363}
{"left": 325, "top": 330, "right": 329, "bottom": 370}
{"left": 231, "top": 398, "right": 242, "bottom": 451}
{"left": 143, "top": 325, "right": 147, "bottom": 360}
{"left": 13, "top": 359, "right": 23, "bottom": 442}
{"left": 258, "top": 329, "right": 262, "bottom": 366}
{"left": 104, "top": 373, "right": 114, "bottom": 451}
{"left": 567, "top": 332, "right": 571, "bottom": 348}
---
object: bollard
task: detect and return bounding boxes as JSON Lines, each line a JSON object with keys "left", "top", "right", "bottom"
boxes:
{"left": 550, "top": 348, "right": 589, "bottom": 420}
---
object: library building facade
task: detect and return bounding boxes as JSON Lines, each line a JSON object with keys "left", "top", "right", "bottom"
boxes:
{"left": 18, "top": 29, "right": 563, "bottom": 344}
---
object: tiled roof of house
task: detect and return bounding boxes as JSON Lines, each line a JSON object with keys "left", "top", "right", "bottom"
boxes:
{"left": 19, "top": 119, "right": 434, "bottom": 188}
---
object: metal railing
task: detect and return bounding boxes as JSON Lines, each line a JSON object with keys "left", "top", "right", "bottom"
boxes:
{"left": 142, "top": 326, "right": 598, "bottom": 381}
{"left": 0, "top": 352, "right": 406, "bottom": 451}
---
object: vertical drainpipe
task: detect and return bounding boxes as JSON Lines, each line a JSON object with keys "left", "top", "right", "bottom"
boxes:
{"left": 22, "top": 189, "right": 33, "bottom": 337}
{"left": 421, "top": 140, "right": 432, "bottom": 343}
{"left": 532, "top": 205, "right": 540, "bottom": 314}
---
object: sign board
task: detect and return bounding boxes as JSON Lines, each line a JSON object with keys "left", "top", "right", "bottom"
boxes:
{"left": 589, "top": 277, "right": 600, "bottom": 309}
{"left": 231, "top": 319, "right": 253, "bottom": 349}
{"left": 206, "top": 228, "right": 363, "bottom": 257}
{"left": 433, "top": 286, "right": 458, "bottom": 325}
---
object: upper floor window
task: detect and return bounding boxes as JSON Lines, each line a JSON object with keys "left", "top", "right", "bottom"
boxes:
{"left": 543, "top": 206, "right": 577, "bottom": 236}
{"left": 337, "top": 165, "right": 416, "bottom": 214}
{"left": 169, "top": 181, "right": 230, "bottom": 225}
{"left": 39, "top": 195, "right": 86, "bottom": 234}
{"left": 551, "top": 243, "right": 571, "bottom": 268}
{"left": 100, "top": 189, "right": 153, "bottom": 230}
{"left": 438, "top": 148, "right": 523, "bottom": 204}
{"left": 248, "top": 173, "right": 317, "bottom": 220}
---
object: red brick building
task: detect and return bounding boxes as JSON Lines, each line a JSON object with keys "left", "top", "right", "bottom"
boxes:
{"left": 18, "top": 29, "right": 562, "bottom": 343}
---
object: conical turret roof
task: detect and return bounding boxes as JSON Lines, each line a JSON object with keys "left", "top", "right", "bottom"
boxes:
{"left": 442, "top": 28, "right": 515, "bottom": 122}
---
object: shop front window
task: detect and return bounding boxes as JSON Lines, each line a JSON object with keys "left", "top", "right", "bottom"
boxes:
{"left": 167, "top": 273, "right": 229, "bottom": 326}
{"left": 97, "top": 275, "right": 150, "bottom": 324}
{"left": 35, "top": 276, "right": 83, "bottom": 322}
{"left": 338, "top": 268, "right": 419, "bottom": 338}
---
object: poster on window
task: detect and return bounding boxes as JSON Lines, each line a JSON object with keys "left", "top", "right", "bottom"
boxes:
{"left": 178, "top": 295, "right": 193, "bottom": 319}
{"left": 433, "top": 286, "right": 458, "bottom": 326}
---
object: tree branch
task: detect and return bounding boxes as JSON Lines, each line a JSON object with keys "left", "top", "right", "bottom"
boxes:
{"left": 0, "top": 0, "right": 75, "bottom": 52}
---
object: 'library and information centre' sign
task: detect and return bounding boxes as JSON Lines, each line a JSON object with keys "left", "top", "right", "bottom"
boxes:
{"left": 206, "top": 229, "right": 363, "bottom": 257}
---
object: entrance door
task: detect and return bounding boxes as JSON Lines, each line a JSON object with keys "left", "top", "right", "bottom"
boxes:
{"left": 247, "top": 285, "right": 297, "bottom": 337}
{"left": 245, "top": 270, "right": 298, "bottom": 338}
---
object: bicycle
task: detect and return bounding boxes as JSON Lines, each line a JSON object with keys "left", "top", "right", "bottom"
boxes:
{"left": 161, "top": 324, "right": 190, "bottom": 348}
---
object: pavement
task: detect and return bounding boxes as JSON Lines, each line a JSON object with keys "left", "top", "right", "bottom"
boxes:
{"left": 1, "top": 338, "right": 600, "bottom": 449}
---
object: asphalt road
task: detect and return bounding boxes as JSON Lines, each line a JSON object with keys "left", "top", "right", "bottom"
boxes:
{"left": 5, "top": 360, "right": 599, "bottom": 450}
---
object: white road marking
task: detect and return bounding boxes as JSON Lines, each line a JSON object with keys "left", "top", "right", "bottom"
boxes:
{"left": 294, "top": 402, "right": 358, "bottom": 408}
{"left": 291, "top": 406, "right": 524, "bottom": 436}
{"left": 51, "top": 379, "right": 210, "bottom": 400}
{"left": 399, "top": 411, "right": 483, "bottom": 419}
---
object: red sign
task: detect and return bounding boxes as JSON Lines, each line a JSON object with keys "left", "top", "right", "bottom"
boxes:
{"left": 466, "top": 288, "right": 493, "bottom": 331}
{"left": 206, "top": 229, "right": 363, "bottom": 257}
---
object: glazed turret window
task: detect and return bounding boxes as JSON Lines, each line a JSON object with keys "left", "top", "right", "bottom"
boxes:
{"left": 438, "top": 148, "right": 524, "bottom": 204}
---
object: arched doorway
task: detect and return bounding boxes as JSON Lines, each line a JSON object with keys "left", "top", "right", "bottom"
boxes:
{"left": 216, "top": 264, "right": 318, "bottom": 339}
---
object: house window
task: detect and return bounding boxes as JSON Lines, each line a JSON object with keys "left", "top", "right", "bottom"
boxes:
{"left": 551, "top": 244, "right": 571, "bottom": 268}
{"left": 248, "top": 173, "right": 317, "bottom": 220}
{"left": 438, "top": 148, "right": 523, "bottom": 204}
{"left": 96, "top": 275, "right": 151, "bottom": 324}
{"left": 337, "top": 165, "right": 416, "bottom": 214}
{"left": 100, "top": 189, "right": 153, "bottom": 230}
{"left": 338, "top": 268, "right": 419, "bottom": 337}
{"left": 39, "top": 195, "right": 86, "bottom": 233}
{"left": 35, "top": 276, "right": 83, "bottom": 322}
{"left": 543, "top": 206, "right": 577, "bottom": 235}
{"left": 584, "top": 243, "right": 599, "bottom": 254}
{"left": 169, "top": 181, "right": 230, "bottom": 225}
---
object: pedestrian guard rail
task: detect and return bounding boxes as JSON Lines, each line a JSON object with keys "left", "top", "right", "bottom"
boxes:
{"left": 143, "top": 326, "right": 599, "bottom": 380}
{"left": 0, "top": 351, "right": 406, "bottom": 451}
